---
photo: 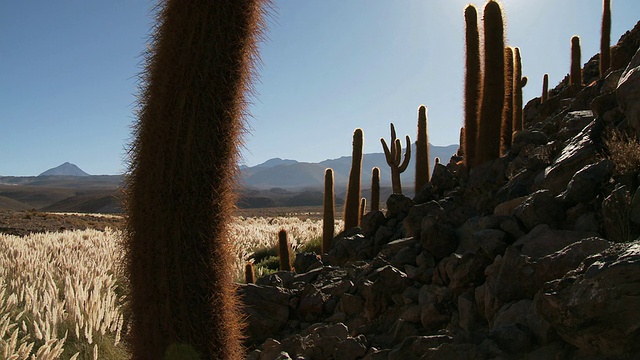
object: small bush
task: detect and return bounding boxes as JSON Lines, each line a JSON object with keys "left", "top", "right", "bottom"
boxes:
{"left": 604, "top": 128, "right": 640, "bottom": 175}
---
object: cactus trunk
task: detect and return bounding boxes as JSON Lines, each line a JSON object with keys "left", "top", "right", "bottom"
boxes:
{"left": 476, "top": 0, "right": 505, "bottom": 165}
{"left": 245, "top": 263, "right": 255, "bottom": 284}
{"left": 322, "top": 168, "right": 335, "bottom": 253}
{"left": 570, "top": 36, "right": 582, "bottom": 86}
{"left": 542, "top": 73, "right": 549, "bottom": 103}
{"left": 371, "top": 167, "right": 380, "bottom": 212}
{"left": 124, "top": 1, "right": 267, "bottom": 358}
{"left": 513, "top": 47, "right": 526, "bottom": 132}
{"left": 600, "top": 0, "right": 611, "bottom": 79}
{"left": 463, "top": 4, "right": 481, "bottom": 169}
{"left": 415, "top": 105, "right": 430, "bottom": 194}
{"left": 344, "top": 129, "right": 364, "bottom": 230}
{"left": 278, "top": 229, "right": 292, "bottom": 272}
{"left": 501, "top": 47, "right": 514, "bottom": 156}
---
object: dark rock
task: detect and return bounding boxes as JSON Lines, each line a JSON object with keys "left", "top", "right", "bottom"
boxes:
{"left": 421, "top": 343, "right": 486, "bottom": 360}
{"left": 338, "top": 293, "right": 365, "bottom": 317}
{"left": 491, "top": 323, "right": 534, "bottom": 354}
{"left": 403, "top": 201, "right": 447, "bottom": 239}
{"left": 433, "top": 252, "right": 488, "bottom": 296}
{"left": 293, "top": 252, "right": 323, "bottom": 274}
{"left": 561, "top": 159, "right": 614, "bottom": 205}
{"left": 464, "top": 158, "right": 509, "bottom": 213}
{"left": 602, "top": 184, "right": 633, "bottom": 242}
{"left": 420, "top": 215, "right": 457, "bottom": 260}
{"left": 513, "top": 224, "right": 600, "bottom": 259}
{"left": 297, "top": 284, "right": 327, "bottom": 322}
{"left": 511, "top": 130, "right": 549, "bottom": 156}
{"left": 361, "top": 210, "right": 387, "bottom": 237}
{"left": 386, "top": 194, "right": 414, "bottom": 219}
{"left": 239, "top": 284, "right": 291, "bottom": 344}
{"left": 327, "top": 233, "right": 374, "bottom": 266}
{"left": 430, "top": 163, "right": 457, "bottom": 194}
{"left": 617, "top": 47, "right": 640, "bottom": 136}
{"left": 388, "top": 335, "right": 452, "bottom": 360}
{"left": 513, "top": 190, "right": 564, "bottom": 231}
{"left": 536, "top": 242, "right": 640, "bottom": 358}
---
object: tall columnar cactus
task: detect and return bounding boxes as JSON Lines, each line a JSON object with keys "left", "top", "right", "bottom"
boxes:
{"left": 512, "top": 47, "right": 527, "bottom": 132}
{"left": 476, "top": 0, "right": 505, "bottom": 165}
{"left": 463, "top": 4, "right": 481, "bottom": 169}
{"left": 322, "top": 168, "right": 335, "bottom": 253}
{"left": 541, "top": 73, "right": 549, "bottom": 103}
{"left": 278, "top": 229, "right": 292, "bottom": 272}
{"left": 570, "top": 35, "right": 583, "bottom": 86}
{"left": 381, "top": 123, "right": 411, "bottom": 194}
{"left": 359, "top": 198, "right": 366, "bottom": 226}
{"left": 343, "top": 128, "right": 364, "bottom": 230}
{"left": 501, "top": 46, "right": 514, "bottom": 156}
{"left": 245, "top": 262, "right": 255, "bottom": 284}
{"left": 371, "top": 167, "right": 380, "bottom": 212}
{"left": 415, "top": 105, "right": 431, "bottom": 194}
{"left": 124, "top": 1, "right": 267, "bottom": 359}
{"left": 600, "top": 0, "right": 611, "bottom": 79}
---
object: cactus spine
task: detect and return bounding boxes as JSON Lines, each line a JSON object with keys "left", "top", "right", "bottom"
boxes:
{"left": 463, "top": 4, "right": 481, "bottom": 169}
{"left": 371, "top": 167, "right": 380, "bottom": 212}
{"left": 501, "top": 46, "right": 514, "bottom": 155}
{"left": 278, "top": 229, "right": 292, "bottom": 271}
{"left": 381, "top": 123, "right": 411, "bottom": 194}
{"left": 322, "top": 168, "right": 335, "bottom": 253}
{"left": 415, "top": 105, "right": 431, "bottom": 194}
{"left": 476, "top": 0, "right": 505, "bottom": 165}
{"left": 343, "top": 128, "right": 364, "bottom": 230}
{"left": 600, "top": 0, "right": 611, "bottom": 79}
{"left": 513, "top": 47, "right": 527, "bottom": 132}
{"left": 124, "top": 1, "right": 266, "bottom": 358}
{"left": 570, "top": 36, "right": 582, "bottom": 86}
{"left": 541, "top": 73, "right": 549, "bottom": 103}
{"left": 245, "top": 262, "right": 255, "bottom": 284}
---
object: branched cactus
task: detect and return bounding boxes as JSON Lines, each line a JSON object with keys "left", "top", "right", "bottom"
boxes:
{"left": 513, "top": 47, "right": 527, "bottom": 132}
{"left": 600, "top": 0, "right": 611, "bottom": 79}
{"left": 344, "top": 129, "right": 364, "bottom": 230}
{"left": 463, "top": 4, "right": 481, "bottom": 169}
{"left": 501, "top": 46, "right": 514, "bottom": 155}
{"left": 278, "top": 229, "right": 292, "bottom": 272}
{"left": 381, "top": 123, "right": 411, "bottom": 194}
{"left": 245, "top": 262, "right": 255, "bottom": 284}
{"left": 415, "top": 105, "right": 431, "bottom": 194}
{"left": 124, "top": 1, "right": 267, "bottom": 358}
{"left": 476, "top": 0, "right": 505, "bottom": 165}
{"left": 322, "top": 168, "right": 335, "bottom": 253}
{"left": 371, "top": 167, "right": 380, "bottom": 212}
{"left": 570, "top": 35, "right": 583, "bottom": 86}
{"left": 542, "top": 73, "right": 549, "bottom": 103}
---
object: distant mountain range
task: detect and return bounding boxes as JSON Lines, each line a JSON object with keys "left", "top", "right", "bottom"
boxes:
{"left": 239, "top": 143, "right": 459, "bottom": 190}
{"left": 0, "top": 144, "right": 458, "bottom": 212}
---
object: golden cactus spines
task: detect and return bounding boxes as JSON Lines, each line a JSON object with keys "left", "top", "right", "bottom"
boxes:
{"left": 476, "top": 0, "right": 505, "bottom": 165}
{"left": 415, "top": 105, "right": 431, "bottom": 194}
{"left": 124, "top": 1, "right": 268, "bottom": 358}
{"left": 463, "top": 4, "right": 481, "bottom": 169}
{"left": 381, "top": 123, "right": 411, "bottom": 194}
{"left": 322, "top": 168, "right": 335, "bottom": 253}
{"left": 501, "top": 46, "right": 515, "bottom": 156}
{"left": 344, "top": 128, "right": 364, "bottom": 230}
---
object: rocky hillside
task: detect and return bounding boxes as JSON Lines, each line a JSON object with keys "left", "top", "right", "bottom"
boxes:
{"left": 239, "top": 20, "right": 640, "bottom": 360}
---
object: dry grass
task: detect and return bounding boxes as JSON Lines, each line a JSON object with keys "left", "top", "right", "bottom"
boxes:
{"left": 604, "top": 128, "right": 640, "bottom": 175}
{"left": 0, "top": 215, "right": 332, "bottom": 357}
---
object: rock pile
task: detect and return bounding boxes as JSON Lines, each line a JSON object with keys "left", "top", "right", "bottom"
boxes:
{"left": 242, "top": 21, "right": 640, "bottom": 360}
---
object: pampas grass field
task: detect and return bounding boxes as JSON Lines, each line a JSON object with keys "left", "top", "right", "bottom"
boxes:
{"left": 0, "top": 215, "right": 336, "bottom": 359}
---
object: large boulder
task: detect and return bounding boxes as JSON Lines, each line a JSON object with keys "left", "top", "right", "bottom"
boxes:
{"left": 536, "top": 242, "right": 640, "bottom": 358}
{"left": 239, "top": 284, "right": 291, "bottom": 344}
{"left": 617, "top": 47, "right": 640, "bottom": 136}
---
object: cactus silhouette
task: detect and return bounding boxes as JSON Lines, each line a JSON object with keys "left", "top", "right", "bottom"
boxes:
{"left": 541, "top": 73, "right": 549, "bottom": 103}
{"left": 322, "top": 168, "right": 335, "bottom": 253}
{"left": 359, "top": 197, "right": 367, "bottom": 226}
{"left": 600, "top": 0, "right": 611, "bottom": 78}
{"left": 371, "top": 167, "right": 381, "bottom": 212}
{"left": 278, "top": 229, "right": 292, "bottom": 272}
{"left": 501, "top": 46, "right": 514, "bottom": 155}
{"left": 124, "top": 1, "right": 267, "bottom": 358}
{"left": 245, "top": 262, "right": 255, "bottom": 284}
{"left": 381, "top": 123, "right": 411, "bottom": 194}
{"left": 344, "top": 128, "right": 364, "bottom": 230}
{"left": 415, "top": 105, "right": 431, "bottom": 194}
{"left": 513, "top": 47, "right": 527, "bottom": 132}
{"left": 570, "top": 35, "right": 583, "bottom": 86}
{"left": 476, "top": 0, "right": 505, "bottom": 165}
{"left": 463, "top": 4, "right": 481, "bottom": 169}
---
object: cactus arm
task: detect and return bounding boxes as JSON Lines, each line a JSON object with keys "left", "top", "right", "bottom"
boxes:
{"left": 398, "top": 135, "right": 411, "bottom": 173}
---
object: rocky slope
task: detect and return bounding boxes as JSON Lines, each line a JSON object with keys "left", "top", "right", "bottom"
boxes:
{"left": 240, "top": 21, "right": 640, "bottom": 360}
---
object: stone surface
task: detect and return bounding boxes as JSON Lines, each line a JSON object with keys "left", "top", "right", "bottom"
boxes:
{"left": 617, "top": 47, "right": 640, "bottom": 136}
{"left": 513, "top": 224, "right": 600, "bottom": 259}
{"left": 513, "top": 190, "right": 564, "bottom": 231}
{"left": 561, "top": 159, "right": 614, "bottom": 205}
{"left": 239, "top": 284, "right": 291, "bottom": 344}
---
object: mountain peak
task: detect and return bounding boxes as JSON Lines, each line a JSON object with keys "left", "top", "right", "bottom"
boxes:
{"left": 39, "top": 162, "right": 90, "bottom": 177}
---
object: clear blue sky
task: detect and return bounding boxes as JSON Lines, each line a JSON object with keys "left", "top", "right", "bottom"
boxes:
{"left": 1, "top": 1, "right": 638, "bottom": 176}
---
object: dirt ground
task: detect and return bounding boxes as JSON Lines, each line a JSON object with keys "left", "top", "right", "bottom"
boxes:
{"left": 0, "top": 209, "right": 125, "bottom": 237}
